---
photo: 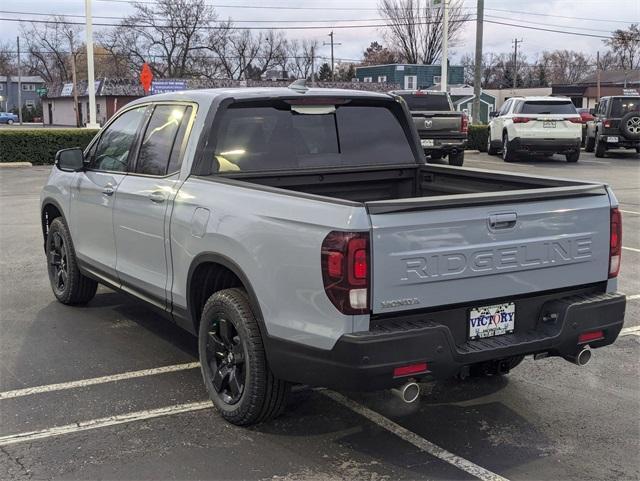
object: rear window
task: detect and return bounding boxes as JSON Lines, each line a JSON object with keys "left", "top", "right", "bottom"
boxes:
{"left": 518, "top": 100, "right": 577, "bottom": 115}
{"left": 212, "top": 102, "right": 416, "bottom": 172}
{"left": 399, "top": 94, "right": 451, "bottom": 111}
{"left": 610, "top": 97, "right": 640, "bottom": 117}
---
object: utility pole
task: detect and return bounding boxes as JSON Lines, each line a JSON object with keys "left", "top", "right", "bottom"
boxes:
{"left": 85, "top": 0, "right": 99, "bottom": 128}
{"left": 596, "top": 50, "right": 601, "bottom": 104}
{"left": 17, "top": 36, "right": 22, "bottom": 125}
{"left": 441, "top": 0, "right": 449, "bottom": 92}
{"left": 68, "top": 34, "right": 80, "bottom": 127}
{"left": 323, "top": 31, "right": 342, "bottom": 81}
{"left": 512, "top": 38, "right": 522, "bottom": 88}
{"left": 310, "top": 45, "right": 316, "bottom": 87}
{"left": 472, "top": 0, "right": 484, "bottom": 124}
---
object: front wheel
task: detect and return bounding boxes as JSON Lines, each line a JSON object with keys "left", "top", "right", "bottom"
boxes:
{"left": 7, "top": 119, "right": 14, "bottom": 125}
{"left": 487, "top": 133, "right": 499, "bottom": 155}
{"left": 46, "top": 217, "right": 97, "bottom": 305}
{"left": 448, "top": 150, "right": 464, "bottom": 166}
{"left": 566, "top": 151, "right": 580, "bottom": 162}
{"left": 199, "top": 288, "right": 289, "bottom": 426}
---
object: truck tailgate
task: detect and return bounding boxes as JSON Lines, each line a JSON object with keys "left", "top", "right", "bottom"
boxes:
{"left": 367, "top": 192, "right": 611, "bottom": 314}
{"left": 411, "top": 112, "right": 461, "bottom": 135}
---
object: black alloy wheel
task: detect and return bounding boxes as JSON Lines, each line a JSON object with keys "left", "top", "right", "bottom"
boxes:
{"left": 205, "top": 317, "right": 247, "bottom": 405}
{"left": 48, "top": 231, "right": 69, "bottom": 295}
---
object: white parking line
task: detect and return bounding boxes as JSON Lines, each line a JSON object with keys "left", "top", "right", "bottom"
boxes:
{"left": 620, "top": 210, "right": 640, "bottom": 215}
{"left": 0, "top": 401, "right": 211, "bottom": 447}
{"left": 322, "top": 390, "right": 510, "bottom": 481}
{"left": 0, "top": 362, "right": 200, "bottom": 400}
{"left": 620, "top": 326, "right": 640, "bottom": 337}
{"left": 622, "top": 246, "right": 640, "bottom": 253}
{"left": 627, "top": 294, "right": 640, "bottom": 300}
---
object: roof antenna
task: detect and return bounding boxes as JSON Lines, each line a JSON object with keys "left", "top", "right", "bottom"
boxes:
{"left": 288, "top": 78, "right": 308, "bottom": 93}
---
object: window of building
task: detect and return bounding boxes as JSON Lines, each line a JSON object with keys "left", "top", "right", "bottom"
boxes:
{"left": 0, "top": 84, "right": 4, "bottom": 91}
{"left": 363, "top": 77, "right": 372, "bottom": 83}
{"left": 22, "top": 84, "right": 36, "bottom": 91}
{"left": 377, "top": 75, "right": 387, "bottom": 83}
{"left": 136, "top": 104, "right": 193, "bottom": 176}
{"left": 25, "top": 100, "right": 35, "bottom": 109}
{"left": 404, "top": 75, "right": 417, "bottom": 90}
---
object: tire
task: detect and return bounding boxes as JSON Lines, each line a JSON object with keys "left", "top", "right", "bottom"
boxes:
{"left": 620, "top": 111, "right": 640, "bottom": 140}
{"left": 448, "top": 150, "right": 464, "bottom": 166}
{"left": 502, "top": 133, "right": 516, "bottom": 162}
{"left": 585, "top": 135, "right": 595, "bottom": 152}
{"left": 429, "top": 151, "right": 443, "bottom": 161}
{"left": 46, "top": 217, "right": 98, "bottom": 305}
{"left": 595, "top": 136, "right": 607, "bottom": 158}
{"left": 566, "top": 151, "right": 580, "bottom": 162}
{"left": 487, "top": 132, "right": 499, "bottom": 155}
{"left": 199, "top": 288, "right": 289, "bottom": 426}
{"left": 7, "top": 119, "right": 14, "bottom": 125}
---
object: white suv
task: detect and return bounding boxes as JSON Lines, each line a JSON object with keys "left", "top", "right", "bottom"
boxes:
{"left": 487, "top": 97, "right": 582, "bottom": 162}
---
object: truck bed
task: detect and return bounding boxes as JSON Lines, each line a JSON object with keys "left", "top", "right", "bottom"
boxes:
{"left": 218, "top": 164, "right": 604, "bottom": 207}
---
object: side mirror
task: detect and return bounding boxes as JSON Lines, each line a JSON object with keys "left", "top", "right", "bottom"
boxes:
{"left": 55, "top": 148, "right": 85, "bottom": 171}
{"left": 489, "top": 111, "right": 499, "bottom": 118}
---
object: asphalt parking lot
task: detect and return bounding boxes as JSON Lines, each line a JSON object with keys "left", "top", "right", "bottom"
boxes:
{"left": 1, "top": 149, "right": 639, "bottom": 481}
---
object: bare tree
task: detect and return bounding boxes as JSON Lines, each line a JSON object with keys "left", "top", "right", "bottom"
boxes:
{"left": 20, "top": 16, "right": 81, "bottom": 82}
{"left": 206, "top": 26, "right": 287, "bottom": 80}
{"left": 378, "top": 0, "right": 470, "bottom": 64}
{"left": 286, "top": 39, "right": 318, "bottom": 80}
{"left": 604, "top": 24, "right": 640, "bottom": 85}
{"left": 99, "top": 0, "right": 216, "bottom": 78}
{"left": 0, "top": 41, "right": 17, "bottom": 75}
{"left": 538, "top": 50, "right": 593, "bottom": 84}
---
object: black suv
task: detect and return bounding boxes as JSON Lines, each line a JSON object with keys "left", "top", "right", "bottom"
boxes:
{"left": 585, "top": 95, "right": 640, "bottom": 157}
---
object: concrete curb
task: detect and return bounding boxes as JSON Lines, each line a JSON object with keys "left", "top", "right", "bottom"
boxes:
{"left": 0, "top": 162, "right": 33, "bottom": 168}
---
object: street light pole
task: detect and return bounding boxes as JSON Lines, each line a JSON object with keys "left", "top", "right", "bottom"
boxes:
{"left": 85, "top": 0, "right": 100, "bottom": 128}
{"left": 441, "top": 0, "right": 449, "bottom": 92}
{"left": 17, "top": 36, "right": 22, "bottom": 125}
{"left": 472, "top": 0, "right": 484, "bottom": 125}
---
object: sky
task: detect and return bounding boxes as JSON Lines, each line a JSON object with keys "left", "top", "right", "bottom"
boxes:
{"left": 1, "top": 0, "right": 639, "bottom": 66}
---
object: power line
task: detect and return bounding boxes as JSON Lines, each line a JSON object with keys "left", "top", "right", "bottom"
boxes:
{"left": 0, "top": 16, "right": 472, "bottom": 30}
{"left": 484, "top": 7, "right": 632, "bottom": 25}
{"left": 484, "top": 14, "right": 617, "bottom": 34}
{"left": 483, "top": 20, "right": 617, "bottom": 39}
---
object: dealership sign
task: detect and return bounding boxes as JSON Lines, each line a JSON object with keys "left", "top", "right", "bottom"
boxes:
{"left": 151, "top": 80, "right": 188, "bottom": 94}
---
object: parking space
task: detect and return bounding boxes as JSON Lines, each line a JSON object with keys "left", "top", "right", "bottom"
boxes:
{"left": 1, "top": 152, "right": 639, "bottom": 481}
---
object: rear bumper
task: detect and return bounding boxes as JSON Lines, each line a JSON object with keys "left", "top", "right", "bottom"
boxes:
{"left": 511, "top": 137, "right": 581, "bottom": 153}
{"left": 421, "top": 136, "right": 467, "bottom": 153}
{"left": 596, "top": 134, "right": 640, "bottom": 148}
{"left": 266, "top": 288, "right": 626, "bottom": 391}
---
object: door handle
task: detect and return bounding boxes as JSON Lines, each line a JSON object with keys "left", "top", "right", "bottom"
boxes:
{"left": 149, "top": 191, "right": 166, "bottom": 203}
{"left": 102, "top": 185, "right": 114, "bottom": 196}
{"left": 488, "top": 213, "right": 517, "bottom": 230}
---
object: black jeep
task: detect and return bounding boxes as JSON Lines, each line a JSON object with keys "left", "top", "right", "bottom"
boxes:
{"left": 585, "top": 95, "right": 640, "bottom": 157}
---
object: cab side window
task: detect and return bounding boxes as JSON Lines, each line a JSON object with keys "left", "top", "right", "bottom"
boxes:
{"left": 136, "top": 105, "right": 193, "bottom": 176}
{"left": 89, "top": 106, "right": 146, "bottom": 172}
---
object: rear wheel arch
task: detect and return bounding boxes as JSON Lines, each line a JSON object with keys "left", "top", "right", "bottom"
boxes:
{"left": 187, "top": 253, "right": 266, "bottom": 337}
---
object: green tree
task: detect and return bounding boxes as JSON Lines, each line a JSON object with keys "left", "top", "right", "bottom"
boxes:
{"left": 317, "top": 62, "right": 332, "bottom": 81}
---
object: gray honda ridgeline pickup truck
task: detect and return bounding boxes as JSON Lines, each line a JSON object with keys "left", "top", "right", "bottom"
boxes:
{"left": 42, "top": 86, "right": 626, "bottom": 425}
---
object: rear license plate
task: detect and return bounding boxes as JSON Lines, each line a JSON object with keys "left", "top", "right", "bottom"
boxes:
{"left": 421, "top": 139, "right": 434, "bottom": 147}
{"left": 543, "top": 121, "right": 556, "bottom": 128}
{"left": 469, "top": 302, "right": 515, "bottom": 340}
{"left": 607, "top": 136, "right": 618, "bottom": 143}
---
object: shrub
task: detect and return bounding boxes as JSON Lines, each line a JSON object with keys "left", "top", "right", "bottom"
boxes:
{"left": 0, "top": 129, "right": 99, "bottom": 164}
{"left": 466, "top": 125, "right": 489, "bottom": 151}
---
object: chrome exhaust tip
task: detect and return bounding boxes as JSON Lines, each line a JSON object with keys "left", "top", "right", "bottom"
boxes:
{"left": 564, "top": 347, "right": 592, "bottom": 366}
{"left": 391, "top": 382, "right": 421, "bottom": 403}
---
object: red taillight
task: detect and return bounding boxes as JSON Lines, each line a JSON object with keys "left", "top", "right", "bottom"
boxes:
{"left": 460, "top": 113, "right": 468, "bottom": 133}
{"left": 512, "top": 116, "right": 532, "bottom": 123}
{"left": 603, "top": 119, "right": 612, "bottom": 128}
{"left": 321, "top": 231, "right": 370, "bottom": 315}
{"left": 609, "top": 208, "right": 622, "bottom": 278}
{"left": 393, "top": 362, "right": 428, "bottom": 377}
{"left": 578, "top": 330, "right": 605, "bottom": 344}
{"left": 565, "top": 117, "right": 583, "bottom": 124}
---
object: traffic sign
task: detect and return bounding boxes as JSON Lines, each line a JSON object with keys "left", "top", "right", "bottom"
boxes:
{"left": 140, "top": 63, "right": 153, "bottom": 94}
